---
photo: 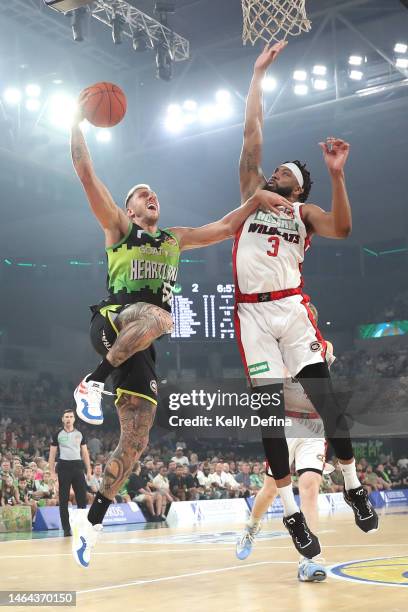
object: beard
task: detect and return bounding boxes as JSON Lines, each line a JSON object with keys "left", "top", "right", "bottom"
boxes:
{"left": 263, "top": 181, "right": 293, "bottom": 199}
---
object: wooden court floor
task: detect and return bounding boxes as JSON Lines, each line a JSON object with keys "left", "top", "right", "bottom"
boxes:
{"left": 0, "top": 507, "right": 407, "bottom": 612}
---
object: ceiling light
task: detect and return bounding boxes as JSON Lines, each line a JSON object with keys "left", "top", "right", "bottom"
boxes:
{"left": 293, "top": 70, "right": 307, "bottom": 81}
{"left": 294, "top": 84, "right": 308, "bottom": 95}
{"left": 312, "top": 65, "right": 327, "bottom": 76}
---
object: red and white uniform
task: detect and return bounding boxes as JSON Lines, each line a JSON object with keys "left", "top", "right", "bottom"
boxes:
{"left": 233, "top": 203, "right": 326, "bottom": 382}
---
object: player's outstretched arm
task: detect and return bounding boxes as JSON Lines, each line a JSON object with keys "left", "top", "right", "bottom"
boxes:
{"left": 71, "top": 98, "right": 129, "bottom": 237}
{"left": 172, "top": 189, "right": 293, "bottom": 251}
{"left": 240, "top": 41, "right": 287, "bottom": 203}
{"left": 303, "top": 138, "right": 352, "bottom": 239}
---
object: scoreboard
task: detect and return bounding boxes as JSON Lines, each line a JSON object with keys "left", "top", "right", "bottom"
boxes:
{"left": 171, "top": 283, "right": 235, "bottom": 340}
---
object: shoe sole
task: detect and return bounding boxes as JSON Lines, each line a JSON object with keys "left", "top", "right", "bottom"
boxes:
{"left": 298, "top": 573, "right": 327, "bottom": 582}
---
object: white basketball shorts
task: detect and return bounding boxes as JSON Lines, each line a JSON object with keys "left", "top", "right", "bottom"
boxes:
{"left": 267, "top": 417, "right": 327, "bottom": 475}
{"left": 235, "top": 294, "right": 326, "bottom": 382}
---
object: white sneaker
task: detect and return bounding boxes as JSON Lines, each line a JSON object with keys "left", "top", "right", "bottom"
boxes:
{"left": 70, "top": 508, "right": 102, "bottom": 569}
{"left": 74, "top": 374, "right": 105, "bottom": 425}
{"left": 235, "top": 522, "right": 261, "bottom": 560}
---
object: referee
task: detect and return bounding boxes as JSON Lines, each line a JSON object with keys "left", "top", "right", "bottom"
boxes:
{"left": 48, "top": 409, "right": 92, "bottom": 537}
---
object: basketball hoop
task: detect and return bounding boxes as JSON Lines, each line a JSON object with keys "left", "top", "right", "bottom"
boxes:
{"left": 241, "top": 0, "right": 311, "bottom": 45}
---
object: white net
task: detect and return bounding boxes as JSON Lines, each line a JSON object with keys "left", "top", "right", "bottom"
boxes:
{"left": 242, "top": 0, "right": 311, "bottom": 45}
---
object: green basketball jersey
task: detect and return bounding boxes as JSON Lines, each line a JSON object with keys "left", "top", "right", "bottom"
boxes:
{"left": 102, "top": 223, "right": 180, "bottom": 312}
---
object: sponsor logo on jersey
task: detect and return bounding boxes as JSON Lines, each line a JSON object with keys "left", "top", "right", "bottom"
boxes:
{"left": 130, "top": 260, "right": 178, "bottom": 282}
{"left": 150, "top": 380, "right": 158, "bottom": 395}
{"left": 248, "top": 361, "right": 270, "bottom": 375}
{"left": 310, "top": 341, "right": 322, "bottom": 352}
{"left": 254, "top": 210, "right": 298, "bottom": 231}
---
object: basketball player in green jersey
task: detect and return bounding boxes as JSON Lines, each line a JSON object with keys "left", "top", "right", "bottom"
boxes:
{"left": 69, "top": 96, "right": 290, "bottom": 568}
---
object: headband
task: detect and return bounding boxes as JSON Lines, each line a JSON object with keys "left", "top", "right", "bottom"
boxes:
{"left": 281, "top": 163, "right": 304, "bottom": 188}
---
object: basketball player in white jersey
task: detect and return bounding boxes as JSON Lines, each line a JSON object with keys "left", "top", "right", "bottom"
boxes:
{"left": 235, "top": 41, "right": 378, "bottom": 558}
{"left": 236, "top": 305, "right": 331, "bottom": 582}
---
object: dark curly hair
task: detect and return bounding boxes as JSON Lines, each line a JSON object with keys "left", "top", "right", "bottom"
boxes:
{"left": 284, "top": 160, "right": 313, "bottom": 202}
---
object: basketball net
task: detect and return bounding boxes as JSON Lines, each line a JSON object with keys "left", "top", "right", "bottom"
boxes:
{"left": 242, "top": 0, "right": 311, "bottom": 45}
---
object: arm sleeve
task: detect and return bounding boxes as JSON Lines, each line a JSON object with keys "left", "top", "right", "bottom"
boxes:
{"left": 80, "top": 432, "right": 88, "bottom": 445}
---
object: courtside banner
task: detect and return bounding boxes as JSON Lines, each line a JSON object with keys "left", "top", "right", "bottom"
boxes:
{"left": 166, "top": 498, "right": 248, "bottom": 526}
{"left": 379, "top": 488, "right": 408, "bottom": 505}
{"left": 33, "top": 502, "right": 146, "bottom": 531}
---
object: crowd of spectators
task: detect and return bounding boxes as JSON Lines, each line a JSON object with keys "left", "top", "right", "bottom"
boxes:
{"left": 2, "top": 410, "right": 408, "bottom": 524}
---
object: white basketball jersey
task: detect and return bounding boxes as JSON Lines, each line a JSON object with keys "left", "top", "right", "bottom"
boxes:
{"left": 284, "top": 351, "right": 336, "bottom": 418}
{"left": 234, "top": 203, "right": 309, "bottom": 294}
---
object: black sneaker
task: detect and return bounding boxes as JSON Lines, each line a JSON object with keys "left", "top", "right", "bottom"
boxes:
{"left": 343, "top": 486, "right": 379, "bottom": 533}
{"left": 63, "top": 529, "right": 72, "bottom": 537}
{"left": 283, "top": 511, "right": 321, "bottom": 559}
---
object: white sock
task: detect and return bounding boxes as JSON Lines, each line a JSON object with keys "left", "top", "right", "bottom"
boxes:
{"left": 278, "top": 484, "right": 299, "bottom": 517}
{"left": 247, "top": 516, "right": 261, "bottom": 529}
{"left": 339, "top": 459, "right": 361, "bottom": 491}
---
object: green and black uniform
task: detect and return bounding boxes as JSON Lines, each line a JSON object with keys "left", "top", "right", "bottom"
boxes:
{"left": 90, "top": 222, "right": 181, "bottom": 404}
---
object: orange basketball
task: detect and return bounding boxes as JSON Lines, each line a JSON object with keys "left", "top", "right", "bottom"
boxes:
{"left": 80, "top": 82, "right": 127, "bottom": 128}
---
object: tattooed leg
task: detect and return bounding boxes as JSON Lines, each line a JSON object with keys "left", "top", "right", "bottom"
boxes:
{"left": 106, "top": 302, "right": 173, "bottom": 368}
{"left": 100, "top": 394, "right": 156, "bottom": 500}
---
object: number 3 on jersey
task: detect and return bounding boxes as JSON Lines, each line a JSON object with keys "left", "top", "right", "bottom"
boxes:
{"left": 267, "top": 236, "right": 280, "bottom": 257}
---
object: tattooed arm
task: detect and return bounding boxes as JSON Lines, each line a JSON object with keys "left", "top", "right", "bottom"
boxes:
{"left": 71, "top": 102, "right": 129, "bottom": 241}
{"left": 100, "top": 396, "right": 156, "bottom": 500}
{"left": 240, "top": 41, "right": 287, "bottom": 202}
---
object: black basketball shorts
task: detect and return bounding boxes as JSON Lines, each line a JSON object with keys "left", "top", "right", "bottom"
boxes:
{"left": 90, "top": 304, "right": 158, "bottom": 406}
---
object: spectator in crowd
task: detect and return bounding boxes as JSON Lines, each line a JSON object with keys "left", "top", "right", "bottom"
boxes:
{"left": 126, "top": 462, "right": 164, "bottom": 521}
{"left": 0, "top": 459, "right": 12, "bottom": 482}
{"left": 249, "top": 463, "right": 264, "bottom": 493}
{"left": 0, "top": 475, "right": 20, "bottom": 506}
{"left": 329, "top": 462, "right": 345, "bottom": 493}
{"left": 33, "top": 470, "right": 57, "bottom": 507}
{"left": 171, "top": 447, "right": 189, "bottom": 466}
{"left": 151, "top": 466, "right": 174, "bottom": 515}
{"left": 182, "top": 465, "right": 199, "bottom": 500}
{"left": 363, "top": 465, "right": 391, "bottom": 492}
{"left": 235, "top": 463, "right": 252, "bottom": 497}
{"left": 208, "top": 463, "right": 229, "bottom": 499}
{"left": 168, "top": 464, "right": 192, "bottom": 501}
{"left": 196, "top": 462, "right": 213, "bottom": 499}
{"left": 167, "top": 461, "right": 177, "bottom": 476}
{"left": 222, "top": 463, "right": 241, "bottom": 497}
{"left": 397, "top": 455, "right": 408, "bottom": 470}
{"left": 375, "top": 464, "right": 392, "bottom": 487}
{"left": 389, "top": 466, "right": 404, "bottom": 489}
{"left": 87, "top": 464, "right": 104, "bottom": 495}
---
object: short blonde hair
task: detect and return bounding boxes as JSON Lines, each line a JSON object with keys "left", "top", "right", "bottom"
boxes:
{"left": 125, "top": 184, "right": 151, "bottom": 209}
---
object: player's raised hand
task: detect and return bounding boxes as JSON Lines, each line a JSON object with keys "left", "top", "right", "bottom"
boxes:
{"left": 251, "top": 188, "right": 294, "bottom": 216}
{"left": 254, "top": 40, "right": 288, "bottom": 74}
{"left": 319, "top": 137, "right": 350, "bottom": 174}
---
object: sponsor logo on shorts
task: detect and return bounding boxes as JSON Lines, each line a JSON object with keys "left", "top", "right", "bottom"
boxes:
{"left": 248, "top": 361, "right": 270, "bottom": 375}
{"left": 101, "top": 330, "right": 112, "bottom": 351}
{"left": 150, "top": 380, "right": 158, "bottom": 395}
{"left": 310, "top": 341, "right": 322, "bottom": 352}
{"left": 316, "top": 454, "right": 325, "bottom": 464}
